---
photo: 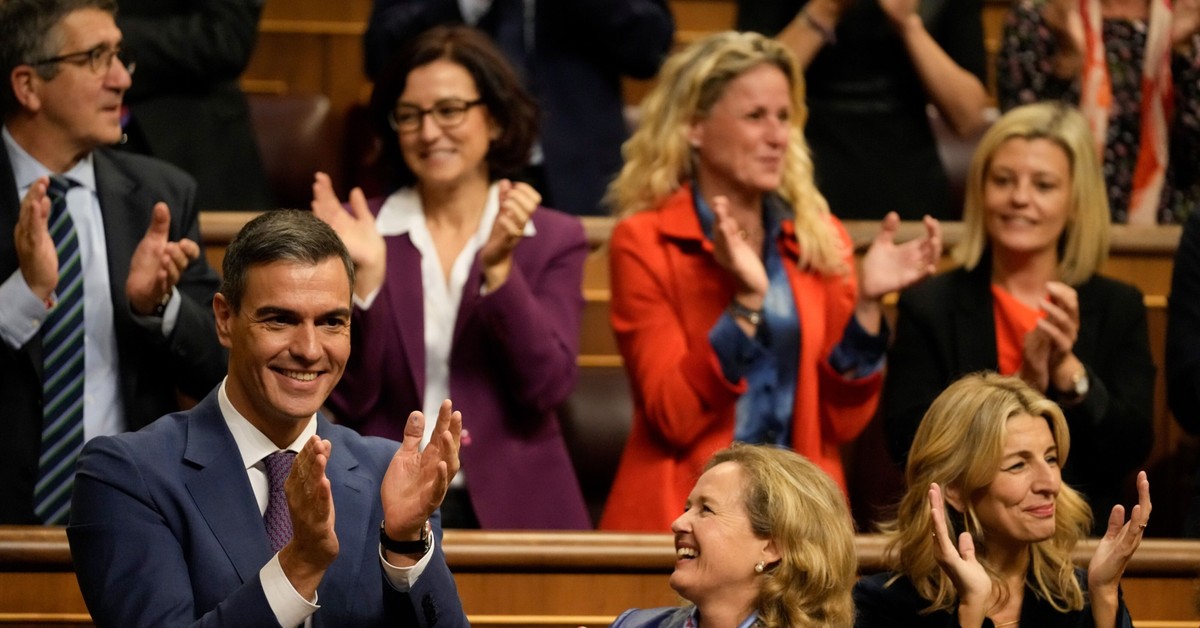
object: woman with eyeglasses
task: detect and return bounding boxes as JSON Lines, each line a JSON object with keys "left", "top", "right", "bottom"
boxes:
{"left": 311, "top": 25, "right": 590, "bottom": 530}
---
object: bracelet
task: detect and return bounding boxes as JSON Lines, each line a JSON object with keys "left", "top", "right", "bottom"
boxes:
{"left": 380, "top": 519, "right": 432, "bottom": 554}
{"left": 801, "top": 7, "right": 837, "bottom": 45}
{"left": 729, "top": 300, "right": 763, "bottom": 326}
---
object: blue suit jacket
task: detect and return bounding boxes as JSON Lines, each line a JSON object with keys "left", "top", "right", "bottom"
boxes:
{"left": 611, "top": 607, "right": 692, "bottom": 628}
{"left": 67, "top": 390, "right": 467, "bottom": 627}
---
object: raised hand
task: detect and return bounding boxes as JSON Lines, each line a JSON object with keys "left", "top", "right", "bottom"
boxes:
{"left": 929, "top": 482, "right": 991, "bottom": 628}
{"left": 380, "top": 400, "right": 462, "bottom": 562}
{"left": 1042, "top": 0, "right": 1086, "bottom": 76}
{"left": 279, "top": 435, "right": 339, "bottom": 600}
{"left": 125, "top": 202, "right": 200, "bottom": 316}
{"left": 13, "top": 177, "right": 58, "bottom": 302}
{"left": 858, "top": 212, "right": 942, "bottom": 301}
{"left": 710, "top": 195, "right": 768, "bottom": 303}
{"left": 311, "top": 171, "right": 386, "bottom": 299}
{"left": 480, "top": 179, "right": 540, "bottom": 290}
{"left": 1088, "top": 472, "right": 1151, "bottom": 628}
{"left": 877, "top": 0, "right": 919, "bottom": 30}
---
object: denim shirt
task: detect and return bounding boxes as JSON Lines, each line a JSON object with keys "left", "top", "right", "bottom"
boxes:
{"left": 699, "top": 192, "right": 887, "bottom": 446}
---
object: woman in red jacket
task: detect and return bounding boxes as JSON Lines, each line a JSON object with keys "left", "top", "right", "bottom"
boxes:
{"left": 599, "top": 31, "right": 943, "bottom": 531}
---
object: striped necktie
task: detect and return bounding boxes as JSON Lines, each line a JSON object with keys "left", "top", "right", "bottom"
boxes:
{"left": 34, "top": 175, "right": 84, "bottom": 525}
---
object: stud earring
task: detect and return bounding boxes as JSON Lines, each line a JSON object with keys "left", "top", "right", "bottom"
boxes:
{"left": 754, "top": 561, "right": 765, "bottom": 574}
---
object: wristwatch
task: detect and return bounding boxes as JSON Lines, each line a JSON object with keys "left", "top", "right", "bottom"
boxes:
{"left": 728, "top": 300, "right": 763, "bottom": 326}
{"left": 1059, "top": 368, "right": 1089, "bottom": 405}
{"left": 379, "top": 519, "right": 432, "bottom": 555}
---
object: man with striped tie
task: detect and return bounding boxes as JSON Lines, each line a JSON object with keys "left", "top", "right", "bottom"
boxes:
{"left": 0, "top": 0, "right": 226, "bottom": 524}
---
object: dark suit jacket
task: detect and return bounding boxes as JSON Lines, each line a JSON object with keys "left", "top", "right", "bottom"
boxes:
{"left": 883, "top": 263, "right": 1154, "bottom": 523}
{"left": 853, "top": 570, "right": 1132, "bottom": 627}
{"left": 326, "top": 198, "right": 591, "bottom": 529}
{"left": 68, "top": 391, "right": 467, "bottom": 627}
{"left": 116, "top": 0, "right": 272, "bottom": 211}
{"left": 362, "top": 0, "right": 674, "bottom": 216}
{"left": 1166, "top": 209, "right": 1200, "bottom": 536}
{"left": 0, "top": 146, "right": 227, "bottom": 524}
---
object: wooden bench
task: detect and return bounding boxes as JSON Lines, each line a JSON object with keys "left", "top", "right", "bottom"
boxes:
{"left": 2, "top": 527, "right": 1197, "bottom": 627}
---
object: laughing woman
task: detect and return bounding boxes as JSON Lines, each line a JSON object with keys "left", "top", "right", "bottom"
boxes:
{"left": 613, "top": 444, "right": 857, "bottom": 628}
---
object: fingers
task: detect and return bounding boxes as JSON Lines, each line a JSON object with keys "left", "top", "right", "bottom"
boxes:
{"left": 145, "top": 202, "right": 171, "bottom": 240}
{"left": 311, "top": 172, "right": 344, "bottom": 218}
{"left": 875, "top": 211, "right": 901, "bottom": 245}
{"left": 348, "top": 186, "right": 371, "bottom": 219}
{"left": 922, "top": 215, "right": 943, "bottom": 270}
{"left": 400, "top": 410, "right": 426, "bottom": 455}
{"left": 1131, "top": 470, "right": 1151, "bottom": 532}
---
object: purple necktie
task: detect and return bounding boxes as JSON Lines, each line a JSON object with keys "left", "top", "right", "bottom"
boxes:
{"left": 263, "top": 451, "right": 296, "bottom": 552}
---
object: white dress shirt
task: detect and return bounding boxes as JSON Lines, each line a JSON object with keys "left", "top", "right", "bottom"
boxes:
{"left": 216, "top": 379, "right": 434, "bottom": 627}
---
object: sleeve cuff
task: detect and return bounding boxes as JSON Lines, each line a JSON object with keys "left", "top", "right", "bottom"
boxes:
{"left": 379, "top": 532, "right": 435, "bottom": 591}
{"left": 0, "top": 269, "right": 51, "bottom": 349}
{"left": 260, "top": 553, "right": 319, "bottom": 627}
{"left": 708, "top": 312, "right": 766, "bottom": 384}
{"left": 828, "top": 314, "right": 889, "bottom": 377}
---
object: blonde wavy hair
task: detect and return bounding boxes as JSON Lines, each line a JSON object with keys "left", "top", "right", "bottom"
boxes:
{"left": 707, "top": 444, "right": 856, "bottom": 627}
{"left": 607, "top": 31, "right": 847, "bottom": 275}
{"left": 955, "top": 102, "right": 1111, "bottom": 286}
{"left": 879, "top": 372, "right": 1093, "bottom": 615}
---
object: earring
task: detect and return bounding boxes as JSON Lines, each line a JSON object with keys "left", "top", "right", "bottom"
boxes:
{"left": 754, "top": 561, "right": 765, "bottom": 574}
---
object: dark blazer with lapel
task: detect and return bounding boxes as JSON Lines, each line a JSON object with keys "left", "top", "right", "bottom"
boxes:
{"left": 882, "top": 263, "right": 1154, "bottom": 521}
{"left": 326, "top": 198, "right": 591, "bottom": 529}
{"left": 0, "top": 146, "right": 227, "bottom": 524}
{"left": 361, "top": 0, "right": 675, "bottom": 216}
{"left": 68, "top": 390, "right": 467, "bottom": 627}
{"left": 853, "top": 570, "right": 1132, "bottom": 627}
{"left": 116, "top": 0, "right": 272, "bottom": 211}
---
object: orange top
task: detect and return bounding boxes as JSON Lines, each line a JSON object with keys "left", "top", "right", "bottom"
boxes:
{"left": 991, "top": 284, "right": 1045, "bottom": 375}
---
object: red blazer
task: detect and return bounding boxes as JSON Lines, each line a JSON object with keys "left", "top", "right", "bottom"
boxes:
{"left": 599, "top": 185, "right": 881, "bottom": 531}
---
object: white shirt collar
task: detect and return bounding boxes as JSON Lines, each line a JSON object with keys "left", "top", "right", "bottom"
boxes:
{"left": 373, "top": 182, "right": 537, "bottom": 238}
{"left": 2, "top": 125, "right": 97, "bottom": 194}
{"left": 217, "top": 378, "right": 318, "bottom": 470}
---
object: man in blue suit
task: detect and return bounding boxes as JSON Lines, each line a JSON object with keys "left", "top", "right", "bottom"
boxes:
{"left": 68, "top": 209, "right": 469, "bottom": 627}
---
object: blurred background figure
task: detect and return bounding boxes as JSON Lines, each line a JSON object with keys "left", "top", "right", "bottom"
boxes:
{"left": 362, "top": 0, "right": 674, "bottom": 216}
{"left": 312, "top": 26, "right": 589, "bottom": 530}
{"left": 115, "top": 0, "right": 273, "bottom": 211}
{"left": 884, "top": 102, "right": 1153, "bottom": 529}
{"left": 1166, "top": 205, "right": 1200, "bottom": 538}
{"left": 599, "top": 31, "right": 941, "bottom": 532}
{"left": 612, "top": 444, "right": 856, "bottom": 628}
{"left": 738, "top": 0, "right": 990, "bottom": 220}
{"left": 858, "top": 373, "right": 1149, "bottom": 628}
{"left": 997, "top": 0, "right": 1200, "bottom": 224}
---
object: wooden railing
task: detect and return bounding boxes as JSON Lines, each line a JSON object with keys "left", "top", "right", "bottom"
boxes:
{"left": 2, "top": 527, "right": 1197, "bottom": 627}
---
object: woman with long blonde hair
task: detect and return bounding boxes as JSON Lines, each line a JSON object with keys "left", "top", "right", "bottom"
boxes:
{"left": 599, "top": 31, "right": 941, "bottom": 531}
{"left": 858, "top": 372, "right": 1150, "bottom": 627}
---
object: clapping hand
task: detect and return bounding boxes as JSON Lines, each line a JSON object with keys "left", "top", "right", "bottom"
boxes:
{"left": 13, "top": 177, "right": 57, "bottom": 302}
{"left": 1088, "top": 472, "right": 1151, "bottom": 628}
{"left": 858, "top": 212, "right": 942, "bottom": 301}
{"left": 380, "top": 400, "right": 462, "bottom": 564}
{"left": 126, "top": 202, "right": 200, "bottom": 316}
{"left": 710, "top": 195, "right": 768, "bottom": 302}
{"left": 929, "top": 482, "right": 991, "bottom": 627}
{"left": 311, "top": 171, "right": 386, "bottom": 298}
{"left": 480, "top": 179, "right": 540, "bottom": 290}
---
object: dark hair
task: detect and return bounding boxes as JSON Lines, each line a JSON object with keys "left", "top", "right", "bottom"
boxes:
{"left": 369, "top": 25, "right": 538, "bottom": 188}
{"left": 0, "top": 0, "right": 116, "bottom": 119}
{"left": 220, "top": 210, "right": 355, "bottom": 312}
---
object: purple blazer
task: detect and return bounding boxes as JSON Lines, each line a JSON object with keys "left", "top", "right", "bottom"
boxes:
{"left": 326, "top": 196, "right": 591, "bottom": 529}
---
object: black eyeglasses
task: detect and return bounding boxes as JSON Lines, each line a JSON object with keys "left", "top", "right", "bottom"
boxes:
{"left": 389, "top": 99, "right": 484, "bottom": 132}
{"left": 29, "top": 44, "right": 136, "bottom": 76}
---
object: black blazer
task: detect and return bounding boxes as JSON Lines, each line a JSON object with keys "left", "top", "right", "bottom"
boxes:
{"left": 882, "top": 262, "right": 1154, "bottom": 523}
{"left": 0, "top": 146, "right": 227, "bottom": 523}
{"left": 362, "top": 0, "right": 675, "bottom": 216}
{"left": 116, "top": 0, "right": 272, "bottom": 211}
{"left": 854, "top": 570, "right": 1132, "bottom": 627}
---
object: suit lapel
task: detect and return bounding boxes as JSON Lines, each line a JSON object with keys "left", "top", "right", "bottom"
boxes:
{"left": 387, "top": 235, "right": 427, "bottom": 397}
{"left": 316, "top": 417, "right": 377, "bottom": 616}
{"left": 182, "top": 395, "right": 274, "bottom": 584}
{"left": 93, "top": 150, "right": 144, "bottom": 312}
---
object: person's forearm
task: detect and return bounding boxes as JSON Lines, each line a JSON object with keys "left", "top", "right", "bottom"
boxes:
{"left": 776, "top": 0, "right": 843, "bottom": 69}
{"left": 897, "top": 14, "right": 989, "bottom": 137}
